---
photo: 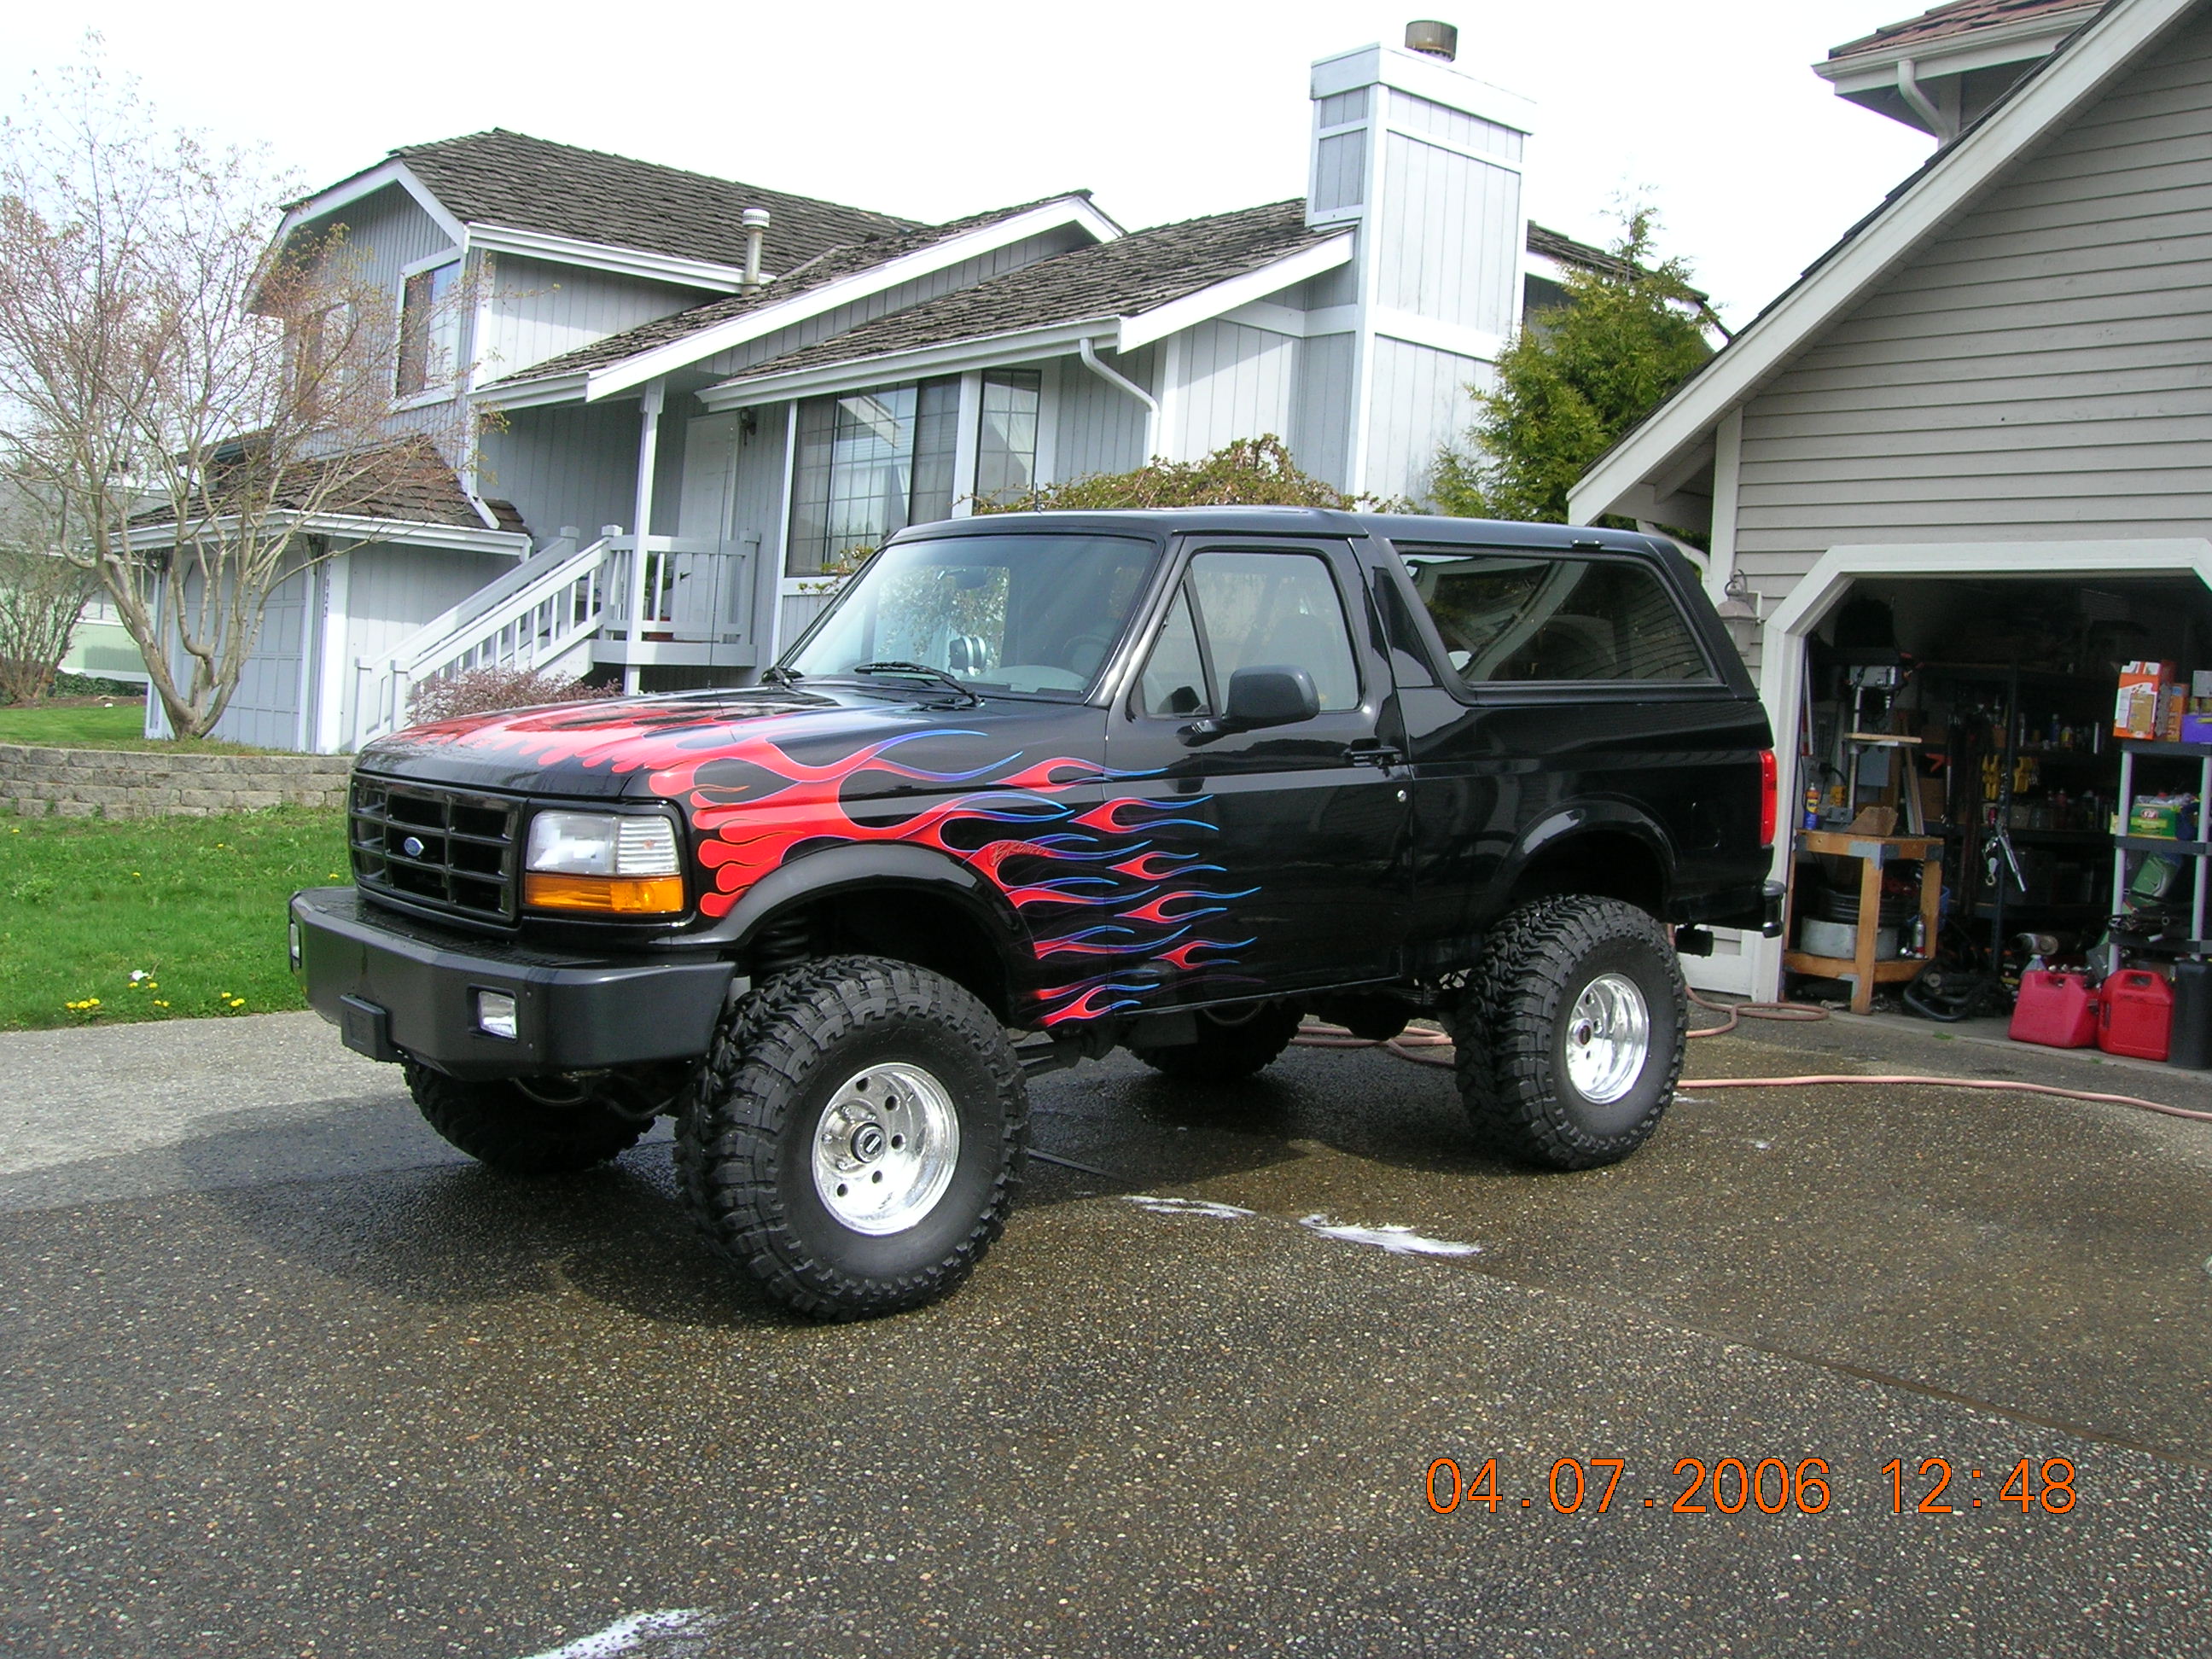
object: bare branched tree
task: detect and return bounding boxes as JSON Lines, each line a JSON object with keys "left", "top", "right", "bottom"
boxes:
{"left": 0, "top": 474, "right": 96, "bottom": 703}
{"left": 0, "top": 43, "right": 463, "bottom": 736}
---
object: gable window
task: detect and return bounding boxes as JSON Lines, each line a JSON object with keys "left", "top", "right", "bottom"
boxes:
{"left": 395, "top": 260, "right": 463, "bottom": 399}
{"left": 787, "top": 378, "right": 959, "bottom": 575}
{"left": 1401, "top": 550, "right": 1712, "bottom": 685}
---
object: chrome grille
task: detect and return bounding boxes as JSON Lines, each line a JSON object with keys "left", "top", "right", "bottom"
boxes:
{"left": 351, "top": 778, "right": 519, "bottom": 922}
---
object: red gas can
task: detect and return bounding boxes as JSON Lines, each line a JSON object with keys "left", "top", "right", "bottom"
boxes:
{"left": 2010, "top": 970, "right": 2099, "bottom": 1049}
{"left": 2098, "top": 969, "right": 2174, "bottom": 1062}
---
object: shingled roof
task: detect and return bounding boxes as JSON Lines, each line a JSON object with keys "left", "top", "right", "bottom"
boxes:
{"left": 710, "top": 201, "right": 1338, "bottom": 388}
{"left": 484, "top": 195, "right": 1097, "bottom": 389}
{"left": 388, "top": 130, "right": 923, "bottom": 274}
{"left": 1828, "top": 0, "right": 2105, "bottom": 60}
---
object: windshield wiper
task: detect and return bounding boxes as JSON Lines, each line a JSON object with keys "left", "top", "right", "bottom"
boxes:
{"left": 847, "top": 661, "right": 981, "bottom": 705}
{"left": 760, "top": 664, "right": 803, "bottom": 686}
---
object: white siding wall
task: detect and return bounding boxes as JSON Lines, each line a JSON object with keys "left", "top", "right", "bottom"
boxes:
{"left": 1291, "top": 332, "right": 1357, "bottom": 489}
{"left": 1365, "top": 336, "right": 1487, "bottom": 506}
{"left": 477, "top": 402, "right": 643, "bottom": 546}
{"left": 209, "top": 568, "right": 311, "bottom": 750}
{"left": 481, "top": 256, "right": 701, "bottom": 383}
{"left": 1732, "top": 13, "right": 2212, "bottom": 614}
{"left": 1375, "top": 132, "right": 1522, "bottom": 337}
{"left": 337, "top": 544, "right": 515, "bottom": 738}
{"left": 1054, "top": 345, "right": 1156, "bottom": 479}
{"left": 1173, "top": 322, "right": 1297, "bottom": 458}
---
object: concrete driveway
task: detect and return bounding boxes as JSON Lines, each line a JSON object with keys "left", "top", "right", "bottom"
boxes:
{"left": 2, "top": 1009, "right": 2208, "bottom": 1656}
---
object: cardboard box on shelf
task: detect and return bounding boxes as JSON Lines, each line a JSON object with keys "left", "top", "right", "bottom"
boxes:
{"left": 2116, "top": 661, "right": 2180, "bottom": 738}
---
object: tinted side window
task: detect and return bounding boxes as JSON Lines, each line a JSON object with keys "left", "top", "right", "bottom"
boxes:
{"left": 1187, "top": 551, "right": 1360, "bottom": 711}
{"left": 1402, "top": 551, "right": 1711, "bottom": 685}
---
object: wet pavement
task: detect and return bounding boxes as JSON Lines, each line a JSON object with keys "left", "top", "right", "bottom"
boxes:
{"left": 3, "top": 1009, "right": 2209, "bottom": 1656}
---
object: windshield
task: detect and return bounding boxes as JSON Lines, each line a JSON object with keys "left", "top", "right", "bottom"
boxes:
{"left": 785, "top": 533, "right": 1159, "bottom": 698}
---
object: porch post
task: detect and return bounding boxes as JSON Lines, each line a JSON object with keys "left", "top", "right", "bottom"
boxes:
{"left": 626, "top": 378, "right": 667, "bottom": 695}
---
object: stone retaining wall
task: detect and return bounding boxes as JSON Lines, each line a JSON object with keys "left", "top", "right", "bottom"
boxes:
{"left": 0, "top": 744, "right": 352, "bottom": 818}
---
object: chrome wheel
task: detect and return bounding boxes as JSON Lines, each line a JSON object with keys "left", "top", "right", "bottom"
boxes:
{"left": 1563, "top": 972, "right": 1650, "bottom": 1105}
{"left": 811, "top": 1062, "right": 962, "bottom": 1236}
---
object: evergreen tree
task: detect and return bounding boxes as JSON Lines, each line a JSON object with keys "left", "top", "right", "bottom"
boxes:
{"left": 1435, "top": 208, "right": 1716, "bottom": 526}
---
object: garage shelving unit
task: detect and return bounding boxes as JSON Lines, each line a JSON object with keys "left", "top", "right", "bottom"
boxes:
{"left": 2113, "top": 739, "right": 2212, "bottom": 950}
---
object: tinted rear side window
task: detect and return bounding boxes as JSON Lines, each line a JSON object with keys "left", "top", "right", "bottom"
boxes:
{"left": 1401, "top": 550, "right": 1711, "bottom": 686}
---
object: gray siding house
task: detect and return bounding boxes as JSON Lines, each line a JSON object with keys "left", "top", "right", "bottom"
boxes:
{"left": 1573, "top": 0, "right": 2212, "bottom": 995}
{"left": 180, "top": 28, "right": 1620, "bottom": 752}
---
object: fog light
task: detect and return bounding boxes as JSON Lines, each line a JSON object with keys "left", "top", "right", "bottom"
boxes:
{"left": 288, "top": 919, "right": 302, "bottom": 971}
{"left": 475, "top": 990, "right": 519, "bottom": 1040}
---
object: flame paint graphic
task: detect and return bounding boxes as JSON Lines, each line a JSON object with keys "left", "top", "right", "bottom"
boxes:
{"left": 396, "top": 701, "right": 1258, "bottom": 1026}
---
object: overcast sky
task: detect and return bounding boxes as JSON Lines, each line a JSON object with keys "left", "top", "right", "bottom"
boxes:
{"left": 6, "top": 0, "right": 1939, "bottom": 325}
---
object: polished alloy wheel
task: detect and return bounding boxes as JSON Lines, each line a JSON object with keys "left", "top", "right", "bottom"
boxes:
{"left": 811, "top": 1062, "right": 962, "bottom": 1235}
{"left": 1563, "top": 972, "right": 1650, "bottom": 1105}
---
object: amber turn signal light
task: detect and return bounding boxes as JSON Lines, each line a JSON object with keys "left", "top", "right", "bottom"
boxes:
{"left": 521, "top": 872, "right": 685, "bottom": 914}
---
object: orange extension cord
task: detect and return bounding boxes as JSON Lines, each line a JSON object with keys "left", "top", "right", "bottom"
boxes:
{"left": 1291, "top": 992, "right": 2212, "bottom": 1126}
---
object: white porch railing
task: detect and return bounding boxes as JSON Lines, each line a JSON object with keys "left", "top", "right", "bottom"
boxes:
{"left": 352, "top": 532, "right": 615, "bottom": 746}
{"left": 594, "top": 533, "right": 756, "bottom": 660}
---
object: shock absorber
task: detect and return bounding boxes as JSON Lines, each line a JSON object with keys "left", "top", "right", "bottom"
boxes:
{"left": 753, "top": 915, "right": 812, "bottom": 980}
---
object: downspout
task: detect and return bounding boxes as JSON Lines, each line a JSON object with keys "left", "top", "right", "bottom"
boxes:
{"left": 1078, "top": 337, "right": 1158, "bottom": 461}
{"left": 1895, "top": 58, "right": 1956, "bottom": 143}
{"left": 625, "top": 378, "right": 666, "bottom": 695}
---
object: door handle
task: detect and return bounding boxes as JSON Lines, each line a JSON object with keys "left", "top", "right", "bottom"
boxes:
{"left": 1343, "top": 740, "right": 1403, "bottom": 768}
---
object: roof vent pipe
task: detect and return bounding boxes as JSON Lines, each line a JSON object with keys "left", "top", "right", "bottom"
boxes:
{"left": 741, "top": 207, "right": 771, "bottom": 289}
{"left": 1405, "top": 20, "right": 1458, "bottom": 60}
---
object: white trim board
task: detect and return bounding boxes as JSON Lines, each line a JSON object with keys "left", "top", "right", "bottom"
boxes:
{"left": 1817, "top": 7, "right": 2102, "bottom": 92}
{"left": 464, "top": 223, "right": 752, "bottom": 295}
{"left": 699, "top": 321, "right": 1108, "bottom": 410}
{"left": 1568, "top": 0, "right": 2200, "bottom": 527}
{"left": 581, "top": 196, "right": 1121, "bottom": 404}
{"left": 276, "top": 159, "right": 467, "bottom": 250}
{"left": 126, "top": 511, "right": 530, "bottom": 558}
{"left": 1115, "top": 235, "right": 1354, "bottom": 351}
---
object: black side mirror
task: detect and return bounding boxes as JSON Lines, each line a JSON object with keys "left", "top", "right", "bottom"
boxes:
{"left": 1225, "top": 665, "right": 1319, "bottom": 727}
{"left": 1177, "top": 666, "right": 1320, "bottom": 745}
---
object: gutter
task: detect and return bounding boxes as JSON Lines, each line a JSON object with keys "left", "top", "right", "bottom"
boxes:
{"left": 1079, "top": 337, "right": 1159, "bottom": 459}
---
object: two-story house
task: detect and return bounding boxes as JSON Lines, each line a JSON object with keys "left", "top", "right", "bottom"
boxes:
{"left": 176, "top": 25, "right": 1620, "bottom": 752}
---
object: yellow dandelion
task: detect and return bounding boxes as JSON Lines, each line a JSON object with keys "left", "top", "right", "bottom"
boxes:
{"left": 153, "top": 999, "right": 168, "bottom": 1008}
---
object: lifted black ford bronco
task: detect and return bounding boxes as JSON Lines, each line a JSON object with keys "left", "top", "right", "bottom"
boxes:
{"left": 293, "top": 509, "right": 1780, "bottom": 1318}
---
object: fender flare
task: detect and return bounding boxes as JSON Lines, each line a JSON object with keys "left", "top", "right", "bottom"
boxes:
{"left": 696, "top": 841, "right": 1033, "bottom": 959}
{"left": 1487, "top": 800, "right": 1679, "bottom": 916}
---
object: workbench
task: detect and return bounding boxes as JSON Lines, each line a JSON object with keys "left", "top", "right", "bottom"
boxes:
{"left": 1782, "top": 830, "right": 1943, "bottom": 1016}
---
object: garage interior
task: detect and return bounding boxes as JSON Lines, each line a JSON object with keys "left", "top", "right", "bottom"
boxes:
{"left": 1781, "top": 572, "right": 2212, "bottom": 1045}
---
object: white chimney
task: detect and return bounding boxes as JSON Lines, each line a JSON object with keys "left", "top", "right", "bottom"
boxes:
{"left": 1304, "top": 25, "right": 1536, "bottom": 501}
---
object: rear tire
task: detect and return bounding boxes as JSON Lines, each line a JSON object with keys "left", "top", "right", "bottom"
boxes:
{"left": 675, "top": 956, "right": 1027, "bottom": 1321}
{"left": 1135, "top": 1002, "right": 1305, "bottom": 1083}
{"left": 1455, "top": 895, "right": 1685, "bottom": 1170}
{"left": 403, "top": 1062, "right": 648, "bottom": 1175}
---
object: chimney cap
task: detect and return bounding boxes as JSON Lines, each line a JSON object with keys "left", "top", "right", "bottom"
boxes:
{"left": 1405, "top": 20, "right": 1458, "bottom": 60}
{"left": 741, "top": 207, "right": 771, "bottom": 229}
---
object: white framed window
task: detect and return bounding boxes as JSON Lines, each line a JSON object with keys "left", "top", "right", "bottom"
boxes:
{"left": 395, "top": 260, "right": 463, "bottom": 399}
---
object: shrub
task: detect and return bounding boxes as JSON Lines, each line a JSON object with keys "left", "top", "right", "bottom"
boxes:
{"left": 407, "top": 666, "right": 617, "bottom": 725}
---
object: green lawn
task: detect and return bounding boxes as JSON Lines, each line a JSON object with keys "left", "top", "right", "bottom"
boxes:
{"left": 0, "top": 701, "right": 267, "bottom": 753}
{"left": 0, "top": 806, "right": 350, "bottom": 1030}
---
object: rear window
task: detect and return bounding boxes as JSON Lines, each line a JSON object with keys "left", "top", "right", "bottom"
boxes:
{"left": 1400, "top": 550, "right": 1712, "bottom": 687}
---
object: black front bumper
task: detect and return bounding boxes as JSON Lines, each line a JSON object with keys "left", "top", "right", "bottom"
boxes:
{"left": 289, "top": 888, "right": 734, "bottom": 1080}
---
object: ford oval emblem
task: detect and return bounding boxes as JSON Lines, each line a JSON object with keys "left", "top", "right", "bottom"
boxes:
{"left": 400, "top": 835, "right": 426, "bottom": 858}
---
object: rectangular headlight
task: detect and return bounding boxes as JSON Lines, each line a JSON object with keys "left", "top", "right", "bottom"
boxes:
{"left": 526, "top": 812, "right": 679, "bottom": 876}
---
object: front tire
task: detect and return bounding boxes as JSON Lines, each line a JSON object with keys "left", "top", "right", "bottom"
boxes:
{"left": 1135, "top": 1002, "right": 1305, "bottom": 1083}
{"left": 1455, "top": 895, "right": 1685, "bottom": 1170}
{"left": 403, "top": 1062, "right": 648, "bottom": 1175}
{"left": 675, "top": 956, "right": 1027, "bottom": 1321}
